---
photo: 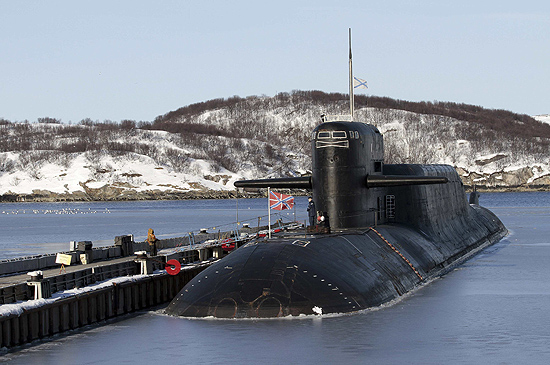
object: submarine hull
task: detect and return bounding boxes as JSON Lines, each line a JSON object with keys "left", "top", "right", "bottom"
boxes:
{"left": 165, "top": 122, "right": 508, "bottom": 318}
{"left": 165, "top": 205, "right": 506, "bottom": 318}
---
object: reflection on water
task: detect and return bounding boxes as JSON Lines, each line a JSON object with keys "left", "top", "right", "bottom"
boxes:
{"left": 2, "top": 193, "right": 550, "bottom": 364}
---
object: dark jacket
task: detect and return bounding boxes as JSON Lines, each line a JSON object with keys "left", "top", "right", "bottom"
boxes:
{"left": 307, "top": 200, "right": 316, "bottom": 217}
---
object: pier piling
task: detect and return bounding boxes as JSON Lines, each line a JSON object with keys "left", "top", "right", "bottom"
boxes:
{"left": 0, "top": 265, "right": 207, "bottom": 348}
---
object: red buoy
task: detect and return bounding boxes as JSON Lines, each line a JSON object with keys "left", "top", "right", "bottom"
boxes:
{"left": 165, "top": 259, "right": 181, "bottom": 275}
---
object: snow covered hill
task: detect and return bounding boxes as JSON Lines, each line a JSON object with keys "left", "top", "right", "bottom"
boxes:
{"left": 0, "top": 127, "right": 244, "bottom": 201}
{"left": 1, "top": 92, "right": 549, "bottom": 201}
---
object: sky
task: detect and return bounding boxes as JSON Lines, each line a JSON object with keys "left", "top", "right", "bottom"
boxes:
{"left": 1, "top": 0, "right": 549, "bottom": 123}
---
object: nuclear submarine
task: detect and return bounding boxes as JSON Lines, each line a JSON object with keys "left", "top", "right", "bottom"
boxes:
{"left": 165, "top": 114, "right": 507, "bottom": 318}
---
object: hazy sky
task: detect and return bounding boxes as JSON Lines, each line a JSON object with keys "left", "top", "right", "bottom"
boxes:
{"left": 1, "top": 1, "right": 548, "bottom": 123}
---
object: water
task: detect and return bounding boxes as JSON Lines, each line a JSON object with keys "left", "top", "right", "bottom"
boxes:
{"left": 0, "top": 197, "right": 308, "bottom": 260}
{"left": 2, "top": 192, "right": 550, "bottom": 364}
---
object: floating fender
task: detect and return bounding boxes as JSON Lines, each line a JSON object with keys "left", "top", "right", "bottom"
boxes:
{"left": 165, "top": 259, "right": 181, "bottom": 275}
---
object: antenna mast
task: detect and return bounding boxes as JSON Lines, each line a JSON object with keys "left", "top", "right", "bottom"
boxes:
{"left": 349, "top": 28, "right": 354, "bottom": 120}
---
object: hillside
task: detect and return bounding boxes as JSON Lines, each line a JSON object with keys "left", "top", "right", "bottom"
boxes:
{"left": 1, "top": 91, "right": 549, "bottom": 201}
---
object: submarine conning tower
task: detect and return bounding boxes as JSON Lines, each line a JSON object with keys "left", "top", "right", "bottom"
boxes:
{"left": 234, "top": 116, "right": 449, "bottom": 230}
{"left": 312, "top": 121, "right": 384, "bottom": 228}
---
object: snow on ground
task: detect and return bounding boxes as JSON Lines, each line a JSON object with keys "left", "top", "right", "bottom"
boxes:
{"left": 0, "top": 151, "right": 238, "bottom": 195}
{"left": 533, "top": 114, "right": 550, "bottom": 125}
{"left": 1, "top": 106, "right": 549, "bottom": 196}
{"left": 365, "top": 108, "right": 550, "bottom": 183}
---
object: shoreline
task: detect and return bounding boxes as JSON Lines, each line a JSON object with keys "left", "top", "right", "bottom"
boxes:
{"left": 1, "top": 185, "right": 549, "bottom": 203}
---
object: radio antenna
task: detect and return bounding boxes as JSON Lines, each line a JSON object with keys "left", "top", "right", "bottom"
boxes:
{"left": 348, "top": 28, "right": 354, "bottom": 120}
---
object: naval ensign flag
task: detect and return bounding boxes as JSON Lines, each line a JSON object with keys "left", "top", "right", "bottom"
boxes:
{"left": 353, "top": 77, "right": 368, "bottom": 89}
{"left": 269, "top": 191, "right": 295, "bottom": 210}
{"left": 266, "top": 188, "right": 295, "bottom": 239}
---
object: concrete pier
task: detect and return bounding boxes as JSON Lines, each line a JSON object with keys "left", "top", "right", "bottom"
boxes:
{"left": 0, "top": 264, "right": 207, "bottom": 348}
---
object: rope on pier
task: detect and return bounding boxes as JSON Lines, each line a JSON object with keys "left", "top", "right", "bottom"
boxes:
{"left": 367, "top": 227, "right": 423, "bottom": 281}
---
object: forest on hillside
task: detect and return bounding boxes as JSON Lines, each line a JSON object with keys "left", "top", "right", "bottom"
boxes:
{"left": 1, "top": 91, "right": 549, "bottom": 181}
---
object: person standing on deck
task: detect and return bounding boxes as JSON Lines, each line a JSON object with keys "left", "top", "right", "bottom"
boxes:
{"left": 147, "top": 228, "right": 159, "bottom": 256}
{"left": 307, "top": 197, "right": 316, "bottom": 227}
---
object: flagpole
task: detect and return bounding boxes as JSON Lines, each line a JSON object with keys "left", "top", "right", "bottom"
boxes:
{"left": 267, "top": 187, "right": 271, "bottom": 239}
{"left": 349, "top": 28, "right": 354, "bottom": 120}
{"left": 235, "top": 189, "right": 239, "bottom": 225}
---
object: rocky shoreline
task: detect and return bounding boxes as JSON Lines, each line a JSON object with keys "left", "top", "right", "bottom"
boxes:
{"left": 0, "top": 189, "right": 243, "bottom": 203}
{"left": 1, "top": 184, "right": 549, "bottom": 203}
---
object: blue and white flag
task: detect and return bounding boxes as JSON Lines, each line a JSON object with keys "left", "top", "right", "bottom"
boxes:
{"left": 353, "top": 77, "right": 368, "bottom": 89}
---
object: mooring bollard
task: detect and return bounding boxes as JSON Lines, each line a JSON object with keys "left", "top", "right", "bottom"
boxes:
{"left": 134, "top": 251, "right": 153, "bottom": 275}
{"left": 75, "top": 241, "right": 94, "bottom": 264}
{"left": 213, "top": 247, "right": 224, "bottom": 258}
{"left": 115, "top": 235, "right": 134, "bottom": 257}
{"left": 27, "top": 271, "right": 51, "bottom": 300}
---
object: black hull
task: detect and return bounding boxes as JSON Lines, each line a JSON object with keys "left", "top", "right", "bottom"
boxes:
{"left": 165, "top": 205, "right": 506, "bottom": 318}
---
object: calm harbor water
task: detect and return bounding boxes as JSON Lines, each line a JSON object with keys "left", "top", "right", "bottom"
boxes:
{"left": 0, "top": 197, "right": 308, "bottom": 260}
{"left": 1, "top": 192, "right": 550, "bottom": 364}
